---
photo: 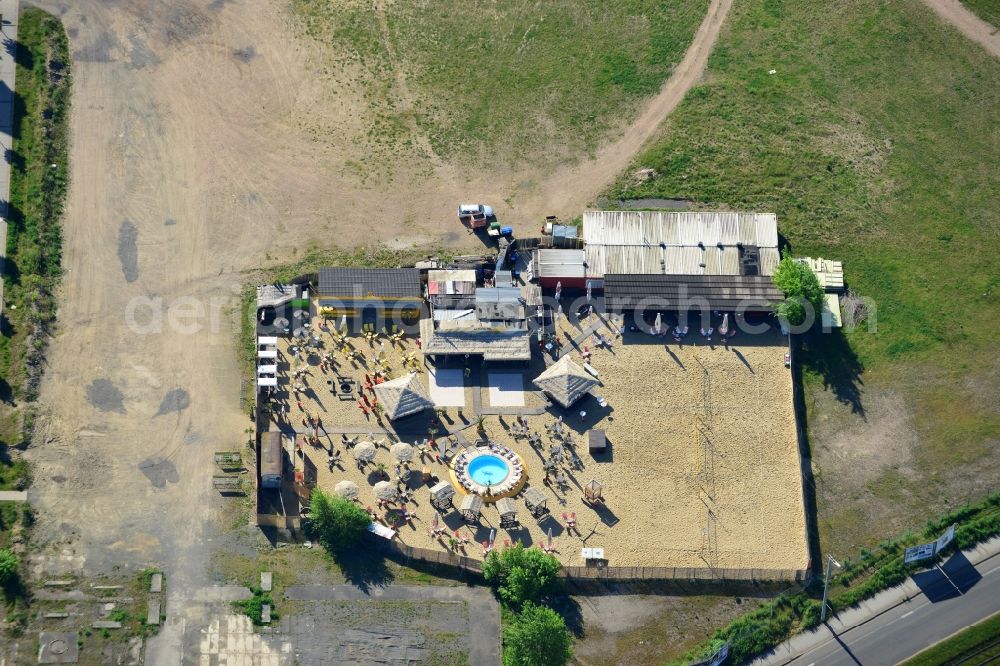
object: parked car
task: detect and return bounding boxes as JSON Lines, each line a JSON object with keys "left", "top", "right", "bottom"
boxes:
{"left": 458, "top": 203, "right": 494, "bottom": 228}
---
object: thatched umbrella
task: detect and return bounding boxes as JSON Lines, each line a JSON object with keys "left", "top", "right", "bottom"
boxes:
{"left": 373, "top": 481, "right": 398, "bottom": 501}
{"left": 353, "top": 440, "right": 376, "bottom": 462}
{"left": 373, "top": 373, "right": 434, "bottom": 420}
{"left": 533, "top": 356, "right": 599, "bottom": 408}
{"left": 333, "top": 480, "right": 359, "bottom": 500}
{"left": 391, "top": 441, "right": 415, "bottom": 463}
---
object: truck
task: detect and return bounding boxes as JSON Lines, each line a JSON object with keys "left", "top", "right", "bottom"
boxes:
{"left": 458, "top": 203, "right": 494, "bottom": 229}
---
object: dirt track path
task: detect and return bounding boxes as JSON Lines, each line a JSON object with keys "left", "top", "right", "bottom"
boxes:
{"left": 921, "top": 0, "right": 1000, "bottom": 58}
{"left": 515, "top": 0, "right": 733, "bottom": 218}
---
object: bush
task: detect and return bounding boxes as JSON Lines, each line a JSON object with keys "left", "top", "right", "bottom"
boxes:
{"left": 0, "top": 549, "right": 20, "bottom": 587}
{"left": 503, "top": 602, "right": 572, "bottom": 666}
{"left": 233, "top": 587, "right": 278, "bottom": 626}
{"left": 772, "top": 254, "right": 824, "bottom": 326}
{"left": 308, "top": 489, "right": 371, "bottom": 553}
{"left": 483, "top": 545, "right": 561, "bottom": 608}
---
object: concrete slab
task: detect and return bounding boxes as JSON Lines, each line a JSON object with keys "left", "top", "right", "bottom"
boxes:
{"left": 149, "top": 573, "right": 162, "bottom": 593}
{"left": 38, "top": 632, "right": 79, "bottom": 664}
{"left": 0, "top": 490, "right": 27, "bottom": 501}
{"left": 91, "top": 621, "right": 121, "bottom": 629}
{"left": 146, "top": 600, "right": 160, "bottom": 626}
{"left": 191, "top": 585, "right": 252, "bottom": 602}
{"left": 261, "top": 603, "right": 271, "bottom": 624}
{"left": 428, "top": 367, "right": 465, "bottom": 407}
{"left": 260, "top": 571, "right": 272, "bottom": 592}
{"left": 43, "top": 613, "right": 69, "bottom": 619}
{"left": 487, "top": 372, "right": 525, "bottom": 407}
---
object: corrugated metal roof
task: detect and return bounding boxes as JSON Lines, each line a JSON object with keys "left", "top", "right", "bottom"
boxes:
{"left": 536, "top": 249, "right": 585, "bottom": 278}
{"left": 433, "top": 309, "right": 476, "bottom": 322}
{"left": 475, "top": 287, "right": 522, "bottom": 304}
{"left": 582, "top": 211, "right": 779, "bottom": 278}
{"left": 318, "top": 268, "right": 420, "bottom": 298}
{"left": 428, "top": 269, "right": 476, "bottom": 283}
{"left": 760, "top": 248, "right": 780, "bottom": 276}
{"left": 604, "top": 274, "right": 784, "bottom": 311}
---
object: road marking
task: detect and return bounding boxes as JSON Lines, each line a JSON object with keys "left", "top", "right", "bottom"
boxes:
{"left": 806, "top": 663, "right": 815, "bottom": 666}
{"left": 901, "top": 610, "right": 914, "bottom": 619}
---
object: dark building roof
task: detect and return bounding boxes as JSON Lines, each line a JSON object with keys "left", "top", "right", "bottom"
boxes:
{"left": 318, "top": 268, "right": 421, "bottom": 299}
{"left": 604, "top": 274, "right": 784, "bottom": 311}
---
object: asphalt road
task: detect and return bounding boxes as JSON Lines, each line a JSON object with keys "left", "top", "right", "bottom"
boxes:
{"left": 771, "top": 549, "right": 1000, "bottom": 665}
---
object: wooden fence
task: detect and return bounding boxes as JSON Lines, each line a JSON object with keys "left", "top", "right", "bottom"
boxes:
{"left": 374, "top": 537, "right": 809, "bottom": 583}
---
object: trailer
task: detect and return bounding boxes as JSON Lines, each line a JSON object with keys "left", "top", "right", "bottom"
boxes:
{"left": 458, "top": 203, "right": 494, "bottom": 229}
{"left": 260, "top": 431, "right": 283, "bottom": 489}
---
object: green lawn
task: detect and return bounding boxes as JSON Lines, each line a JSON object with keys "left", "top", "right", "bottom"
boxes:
{"left": 900, "top": 611, "right": 1000, "bottom": 666}
{"left": 962, "top": 0, "right": 1000, "bottom": 27}
{"left": 610, "top": 0, "right": 1000, "bottom": 555}
{"left": 290, "top": 0, "right": 708, "bottom": 166}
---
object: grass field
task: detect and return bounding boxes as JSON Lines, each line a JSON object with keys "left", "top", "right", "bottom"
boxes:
{"left": 962, "top": 0, "right": 1000, "bottom": 27}
{"left": 900, "top": 611, "right": 1000, "bottom": 666}
{"left": 0, "top": 9, "right": 69, "bottom": 519}
{"left": 609, "top": 0, "right": 1000, "bottom": 558}
{"left": 290, "top": 0, "right": 708, "bottom": 167}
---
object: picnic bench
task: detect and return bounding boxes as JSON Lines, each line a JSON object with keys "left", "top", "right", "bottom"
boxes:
{"left": 212, "top": 475, "right": 241, "bottom": 492}
{"left": 214, "top": 451, "right": 243, "bottom": 470}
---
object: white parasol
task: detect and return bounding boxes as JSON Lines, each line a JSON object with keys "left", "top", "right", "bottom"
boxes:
{"left": 719, "top": 313, "right": 730, "bottom": 336}
{"left": 654, "top": 312, "right": 662, "bottom": 334}
{"left": 373, "top": 481, "right": 398, "bottom": 501}
{"left": 353, "top": 440, "right": 376, "bottom": 462}
{"left": 333, "top": 480, "right": 359, "bottom": 500}
{"left": 391, "top": 442, "right": 415, "bottom": 462}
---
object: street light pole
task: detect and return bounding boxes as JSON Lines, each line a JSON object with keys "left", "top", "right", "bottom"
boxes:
{"left": 820, "top": 553, "right": 842, "bottom": 623}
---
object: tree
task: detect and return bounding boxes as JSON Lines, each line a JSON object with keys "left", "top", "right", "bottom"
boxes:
{"left": 771, "top": 254, "right": 824, "bottom": 326}
{"left": 503, "top": 602, "right": 572, "bottom": 666}
{"left": 308, "top": 489, "right": 371, "bottom": 553}
{"left": 775, "top": 297, "right": 806, "bottom": 326}
{"left": 483, "top": 545, "right": 561, "bottom": 607}
{"left": 0, "top": 549, "right": 19, "bottom": 587}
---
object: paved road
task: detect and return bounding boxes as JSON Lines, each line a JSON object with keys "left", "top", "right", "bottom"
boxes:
{"left": 754, "top": 537, "right": 1000, "bottom": 665}
{"left": 0, "top": 0, "right": 20, "bottom": 313}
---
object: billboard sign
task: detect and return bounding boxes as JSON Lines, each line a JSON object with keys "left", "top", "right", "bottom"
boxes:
{"left": 690, "top": 642, "right": 730, "bottom": 666}
{"left": 935, "top": 524, "right": 956, "bottom": 553}
{"left": 904, "top": 542, "right": 936, "bottom": 564}
{"left": 904, "top": 524, "right": 959, "bottom": 564}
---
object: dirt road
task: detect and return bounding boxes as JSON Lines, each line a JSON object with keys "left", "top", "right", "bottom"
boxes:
{"left": 922, "top": 0, "right": 1000, "bottom": 58}
{"left": 516, "top": 0, "right": 734, "bottom": 218}
{"left": 23, "top": 0, "right": 729, "bottom": 594}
